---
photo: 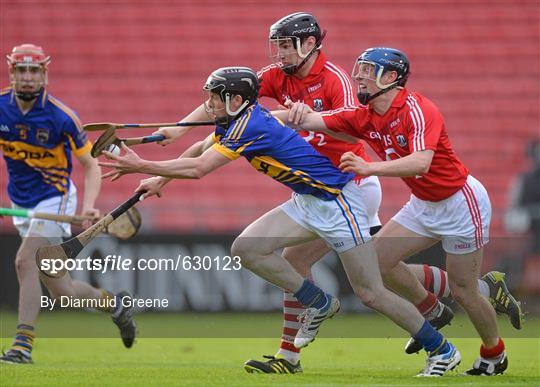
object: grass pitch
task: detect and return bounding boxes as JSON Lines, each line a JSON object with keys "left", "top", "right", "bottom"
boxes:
{"left": 1, "top": 312, "right": 539, "bottom": 386}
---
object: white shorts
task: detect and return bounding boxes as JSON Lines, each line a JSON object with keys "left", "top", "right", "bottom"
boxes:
{"left": 392, "top": 175, "right": 491, "bottom": 254}
{"left": 12, "top": 183, "right": 77, "bottom": 243}
{"left": 280, "top": 176, "right": 381, "bottom": 253}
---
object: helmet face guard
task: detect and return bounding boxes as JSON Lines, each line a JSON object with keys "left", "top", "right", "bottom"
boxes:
{"left": 7, "top": 44, "right": 50, "bottom": 101}
{"left": 352, "top": 47, "right": 410, "bottom": 105}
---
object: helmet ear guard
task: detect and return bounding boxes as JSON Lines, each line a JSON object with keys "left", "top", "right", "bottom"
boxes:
{"left": 223, "top": 92, "right": 250, "bottom": 117}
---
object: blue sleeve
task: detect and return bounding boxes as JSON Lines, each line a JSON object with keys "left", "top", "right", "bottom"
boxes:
{"left": 60, "top": 108, "right": 91, "bottom": 157}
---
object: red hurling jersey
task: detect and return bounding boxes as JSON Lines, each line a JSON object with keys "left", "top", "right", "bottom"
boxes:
{"left": 258, "top": 52, "right": 369, "bottom": 181}
{"left": 321, "top": 88, "right": 469, "bottom": 201}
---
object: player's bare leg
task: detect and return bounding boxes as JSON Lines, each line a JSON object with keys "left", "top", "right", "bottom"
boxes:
{"left": 236, "top": 208, "right": 341, "bottom": 374}
{"left": 41, "top": 273, "right": 137, "bottom": 349}
{"left": 446, "top": 248, "right": 508, "bottom": 375}
{"left": 15, "top": 237, "right": 48, "bottom": 328}
{"left": 42, "top": 272, "right": 107, "bottom": 301}
{"left": 244, "top": 239, "right": 330, "bottom": 373}
{"left": 447, "top": 249, "right": 498, "bottom": 344}
{"left": 232, "top": 207, "right": 319, "bottom": 290}
{"left": 338, "top": 241, "right": 460, "bottom": 376}
{"left": 374, "top": 221, "right": 455, "bottom": 354}
{"left": 374, "top": 221, "right": 439, "bottom": 304}
{"left": 409, "top": 263, "right": 524, "bottom": 329}
{"left": 339, "top": 241, "right": 427, "bottom": 333}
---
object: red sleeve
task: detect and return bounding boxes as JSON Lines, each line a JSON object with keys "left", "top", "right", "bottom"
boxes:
{"left": 320, "top": 107, "right": 369, "bottom": 138}
{"left": 405, "top": 94, "right": 443, "bottom": 152}
{"left": 257, "top": 65, "right": 280, "bottom": 100}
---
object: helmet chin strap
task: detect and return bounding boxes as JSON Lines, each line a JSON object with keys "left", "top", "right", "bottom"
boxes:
{"left": 15, "top": 89, "right": 42, "bottom": 102}
{"left": 357, "top": 85, "right": 398, "bottom": 105}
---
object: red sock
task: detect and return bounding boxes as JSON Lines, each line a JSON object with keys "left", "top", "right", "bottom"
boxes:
{"left": 416, "top": 292, "right": 439, "bottom": 317}
{"left": 480, "top": 338, "right": 505, "bottom": 359}
{"left": 279, "top": 292, "right": 303, "bottom": 355}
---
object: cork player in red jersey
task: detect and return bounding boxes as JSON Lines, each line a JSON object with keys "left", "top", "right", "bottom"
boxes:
{"left": 278, "top": 47, "right": 522, "bottom": 375}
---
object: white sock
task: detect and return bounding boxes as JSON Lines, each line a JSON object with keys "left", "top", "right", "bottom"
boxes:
{"left": 276, "top": 348, "right": 300, "bottom": 365}
{"left": 478, "top": 279, "right": 490, "bottom": 298}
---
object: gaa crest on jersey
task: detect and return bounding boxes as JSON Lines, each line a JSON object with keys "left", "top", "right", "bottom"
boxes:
{"left": 313, "top": 98, "right": 324, "bottom": 112}
{"left": 36, "top": 128, "right": 50, "bottom": 144}
{"left": 396, "top": 134, "right": 407, "bottom": 148}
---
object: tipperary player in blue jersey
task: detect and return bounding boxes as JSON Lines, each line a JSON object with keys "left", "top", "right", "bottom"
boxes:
{"left": 100, "top": 66, "right": 460, "bottom": 375}
{"left": 0, "top": 44, "right": 136, "bottom": 364}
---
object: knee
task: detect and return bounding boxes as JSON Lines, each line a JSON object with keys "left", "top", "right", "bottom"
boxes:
{"left": 352, "top": 286, "right": 381, "bottom": 309}
{"left": 231, "top": 237, "right": 260, "bottom": 267}
{"left": 14, "top": 254, "right": 38, "bottom": 276}
{"left": 448, "top": 281, "right": 475, "bottom": 308}
{"left": 46, "top": 281, "right": 75, "bottom": 300}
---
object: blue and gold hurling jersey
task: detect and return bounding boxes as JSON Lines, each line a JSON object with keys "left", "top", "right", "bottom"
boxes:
{"left": 211, "top": 103, "right": 353, "bottom": 200}
{"left": 0, "top": 88, "right": 92, "bottom": 208}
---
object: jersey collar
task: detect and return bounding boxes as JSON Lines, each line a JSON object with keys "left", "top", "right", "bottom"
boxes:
{"left": 391, "top": 88, "right": 409, "bottom": 108}
{"left": 306, "top": 51, "right": 327, "bottom": 76}
{"left": 218, "top": 103, "right": 257, "bottom": 132}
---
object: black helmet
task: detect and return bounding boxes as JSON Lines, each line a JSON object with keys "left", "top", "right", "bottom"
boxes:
{"left": 203, "top": 66, "right": 259, "bottom": 118}
{"left": 269, "top": 12, "right": 322, "bottom": 46}
{"left": 352, "top": 47, "right": 410, "bottom": 104}
{"left": 268, "top": 12, "right": 325, "bottom": 75}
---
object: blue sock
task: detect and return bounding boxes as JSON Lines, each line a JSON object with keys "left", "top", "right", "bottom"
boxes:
{"left": 413, "top": 320, "right": 450, "bottom": 354}
{"left": 293, "top": 279, "right": 330, "bottom": 310}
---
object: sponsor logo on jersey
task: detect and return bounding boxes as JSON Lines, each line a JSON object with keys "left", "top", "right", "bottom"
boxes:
{"left": 307, "top": 83, "right": 322, "bottom": 93}
{"left": 313, "top": 98, "right": 324, "bottom": 112}
{"left": 0, "top": 125, "right": 10, "bottom": 132}
{"left": 37, "top": 128, "right": 50, "bottom": 144}
{"left": 396, "top": 134, "right": 407, "bottom": 148}
{"left": 0, "top": 142, "right": 55, "bottom": 161}
{"left": 390, "top": 117, "right": 401, "bottom": 128}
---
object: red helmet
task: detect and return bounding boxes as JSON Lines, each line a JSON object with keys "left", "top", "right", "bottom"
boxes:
{"left": 7, "top": 44, "right": 50, "bottom": 68}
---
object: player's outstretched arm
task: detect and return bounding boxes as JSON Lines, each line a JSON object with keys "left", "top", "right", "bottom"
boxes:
{"left": 134, "top": 133, "right": 217, "bottom": 197}
{"left": 154, "top": 104, "right": 213, "bottom": 145}
{"left": 100, "top": 141, "right": 231, "bottom": 181}
{"left": 77, "top": 152, "right": 102, "bottom": 227}
{"left": 339, "top": 150, "right": 434, "bottom": 177}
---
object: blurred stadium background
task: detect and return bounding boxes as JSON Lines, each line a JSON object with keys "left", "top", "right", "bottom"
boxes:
{"left": 1, "top": 0, "right": 539, "bottom": 317}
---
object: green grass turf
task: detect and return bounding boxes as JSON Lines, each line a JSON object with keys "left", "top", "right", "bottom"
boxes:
{"left": 1, "top": 312, "right": 539, "bottom": 386}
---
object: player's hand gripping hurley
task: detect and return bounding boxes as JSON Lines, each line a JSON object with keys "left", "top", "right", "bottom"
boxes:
{"left": 90, "top": 128, "right": 166, "bottom": 157}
